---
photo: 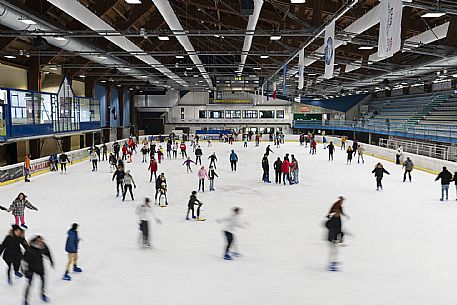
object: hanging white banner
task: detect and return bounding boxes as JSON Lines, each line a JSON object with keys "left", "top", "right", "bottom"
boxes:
{"left": 378, "top": 0, "right": 403, "bottom": 58}
{"left": 324, "top": 21, "right": 335, "bottom": 79}
{"left": 298, "top": 48, "right": 305, "bottom": 90}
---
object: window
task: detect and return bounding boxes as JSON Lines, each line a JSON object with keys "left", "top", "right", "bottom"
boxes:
{"left": 243, "top": 110, "right": 258, "bottom": 118}
{"left": 259, "top": 110, "right": 274, "bottom": 119}
{"left": 181, "top": 108, "right": 185, "bottom": 120}
{"left": 209, "top": 110, "right": 224, "bottom": 119}
{"left": 199, "top": 110, "right": 207, "bottom": 118}
{"left": 10, "top": 90, "right": 33, "bottom": 125}
{"left": 91, "top": 99, "right": 100, "bottom": 121}
{"left": 79, "top": 98, "right": 91, "bottom": 122}
{"left": 276, "top": 110, "right": 285, "bottom": 119}
{"left": 32, "top": 93, "right": 52, "bottom": 124}
{"left": 225, "top": 110, "right": 241, "bottom": 119}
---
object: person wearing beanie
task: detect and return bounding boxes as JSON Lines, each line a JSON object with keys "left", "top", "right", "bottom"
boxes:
{"left": 23, "top": 235, "right": 53, "bottom": 304}
{"left": 0, "top": 225, "right": 27, "bottom": 285}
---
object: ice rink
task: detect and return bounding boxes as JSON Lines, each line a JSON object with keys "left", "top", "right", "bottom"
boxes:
{"left": 0, "top": 140, "right": 456, "bottom": 305}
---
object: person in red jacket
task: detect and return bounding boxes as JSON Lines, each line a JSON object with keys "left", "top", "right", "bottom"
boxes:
{"left": 148, "top": 157, "right": 158, "bottom": 182}
{"left": 310, "top": 139, "right": 317, "bottom": 155}
{"left": 180, "top": 142, "right": 187, "bottom": 159}
{"left": 281, "top": 157, "right": 291, "bottom": 185}
{"left": 122, "top": 146, "right": 128, "bottom": 160}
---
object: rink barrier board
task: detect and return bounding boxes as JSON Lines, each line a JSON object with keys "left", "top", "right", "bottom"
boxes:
{"left": 314, "top": 135, "right": 446, "bottom": 175}
{"left": 0, "top": 138, "right": 131, "bottom": 186}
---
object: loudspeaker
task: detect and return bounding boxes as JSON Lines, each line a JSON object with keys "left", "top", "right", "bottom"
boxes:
{"left": 240, "top": 0, "right": 254, "bottom": 15}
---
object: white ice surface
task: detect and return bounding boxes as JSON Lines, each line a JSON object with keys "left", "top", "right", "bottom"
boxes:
{"left": 0, "top": 142, "right": 456, "bottom": 305}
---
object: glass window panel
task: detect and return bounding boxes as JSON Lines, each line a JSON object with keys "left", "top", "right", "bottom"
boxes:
{"left": 276, "top": 110, "right": 285, "bottom": 119}
{"left": 10, "top": 91, "right": 34, "bottom": 125}
{"left": 259, "top": 110, "right": 274, "bottom": 119}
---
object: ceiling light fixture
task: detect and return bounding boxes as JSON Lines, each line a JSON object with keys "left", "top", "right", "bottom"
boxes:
{"left": 422, "top": 12, "right": 446, "bottom": 18}
{"left": 141, "top": 75, "right": 148, "bottom": 78}
{"left": 358, "top": 46, "right": 374, "bottom": 50}
{"left": 253, "top": 67, "right": 261, "bottom": 70}
{"left": 260, "top": 55, "right": 269, "bottom": 59}
{"left": 98, "top": 55, "right": 107, "bottom": 60}
{"left": 158, "top": 36, "right": 169, "bottom": 41}
{"left": 270, "top": 35, "right": 282, "bottom": 41}
{"left": 79, "top": 75, "right": 85, "bottom": 78}
{"left": 4, "top": 55, "right": 16, "bottom": 59}
{"left": 186, "top": 67, "right": 193, "bottom": 70}
{"left": 100, "top": 80, "right": 107, "bottom": 83}
{"left": 18, "top": 17, "right": 36, "bottom": 25}
{"left": 175, "top": 55, "right": 185, "bottom": 59}
{"left": 125, "top": 0, "right": 141, "bottom": 4}
{"left": 290, "top": 0, "right": 306, "bottom": 3}
{"left": 49, "top": 67, "right": 58, "bottom": 71}
{"left": 123, "top": 67, "right": 131, "bottom": 71}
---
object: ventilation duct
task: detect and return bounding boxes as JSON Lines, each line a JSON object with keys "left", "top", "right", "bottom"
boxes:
{"left": 0, "top": 1, "right": 156, "bottom": 83}
{"left": 47, "top": 0, "right": 187, "bottom": 87}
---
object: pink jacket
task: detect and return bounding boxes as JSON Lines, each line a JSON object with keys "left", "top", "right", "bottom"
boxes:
{"left": 197, "top": 169, "right": 207, "bottom": 179}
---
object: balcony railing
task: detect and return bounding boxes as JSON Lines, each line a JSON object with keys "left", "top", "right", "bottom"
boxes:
{"left": 292, "top": 120, "right": 457, "bottom": 144}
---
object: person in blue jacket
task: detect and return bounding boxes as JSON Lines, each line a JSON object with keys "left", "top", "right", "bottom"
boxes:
{"left": 63, "top": 223, "right": 81, "bottom": 281}
{"left": 229, "top": 150, "right": 238, "bottom": 171}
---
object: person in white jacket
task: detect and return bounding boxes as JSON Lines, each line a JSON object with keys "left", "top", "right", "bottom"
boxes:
{"left": 136, "top": 198, "right": 161, "bottom": 247}
{"left": 217, "top": 207, "right": 245, "bottom": 260}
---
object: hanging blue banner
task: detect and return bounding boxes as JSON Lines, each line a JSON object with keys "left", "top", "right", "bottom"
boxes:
{"left": 282, "top": 64, "right": 287, "bottom": 95}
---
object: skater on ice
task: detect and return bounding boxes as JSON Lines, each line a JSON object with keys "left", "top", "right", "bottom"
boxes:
{"left": 402, "top": 157, "right": 414, "bottom": 182}
{"left": 217, "top": 207, "right": 245, "bottom": 260}
{"left": 325, "top": 196, "right": 349, "bottom": 271}
{"left": 62, "top": 223, "right": 82, "bottom": 281}
{"left": 372, "top": 163, "right": 390, "bottom": 191}
{"left": 122, "top": 170, "right": 136, "bottom": 202}
{"left": 208, "top": 165, "right": 218, "bottom": 191}
{"left": 23, "top": 235, "right": 54, "bottom": 305}
{"left": 435, "top": 166, "right": 453, "bottom": 201}
{"left": 229, "top": 150, "right": 238, "bottom": 172}
{"left": 0, "top": 224, "right": 27, "bottom": 285}
{"left": 136, "top": 198, "right": 161, "bottom": 248}
{"left": 197, "top": 166, "right": 208, "bottom": 192}
{"left": 7, "top": 193, "right": 38, "bottom": 229}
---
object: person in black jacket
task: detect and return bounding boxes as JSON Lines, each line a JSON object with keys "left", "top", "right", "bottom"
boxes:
{"left": 195, "top": 146, "right": 203, "bottom": 165}
{"left": 453, "top": 172, "right": 457, "bottom": 201}
{"left": 264, "top": 145, "right": 274, "bottom": 157}
{"left": 208, "top": 153, "right": 218, "bottom": 169}
{"left": 0, "top": 225, "right": 27, "bottom": 285}
{"left": 186, "top": 191, "right": 202, "bottom": 220}
{"left": 112, "top": 141, "right": 120, "bottom": 159}
{"left": 23, "top": 235, "right": 53, "bottom": 304}
{"left": 208, "top": 165, "right": 219, "bottom": 191}
{"left": 273, "top": 157, "right": 282, "bottom": 184}
{"left": 155, "top": 173, "right": 167, "bottom": 204}
{"left": 435, "top": 167, "right": 453, "bottom": 201}
{"left": 327, "top": 141, "right": 335, "bottom": 161}
{"left": 325, "top": 196, "right": 349, "bottom": 271}
{"left": 112, "top": 166, "right": 125, "bottom": 197}
{"left": 262, "top": 155, "right": 271, "bottom": 183}
{"left": 372, "top": 162, "right": 390, "bottom": 190}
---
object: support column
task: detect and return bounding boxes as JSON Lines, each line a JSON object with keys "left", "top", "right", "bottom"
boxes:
{"left": 130, "top": 90, "right": 137, "bottom": 134}
{"left": 118, "top": 87, "right": 125, "bottom": 126}
{"left": 106, "top": 85, "right": 111, "bottom": 128}
{"left": 27, "top": 56, "right": 41, "bottom": 91}
{"left": 85, "top": 77, "right": 96, "bottom": 98}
